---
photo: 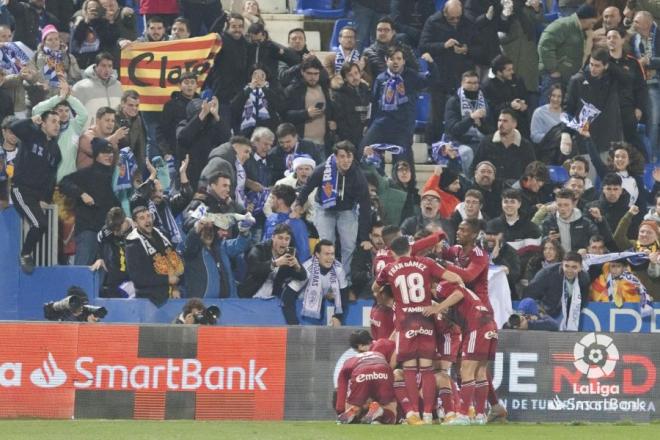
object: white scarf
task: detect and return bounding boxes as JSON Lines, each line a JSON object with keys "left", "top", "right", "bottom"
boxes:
{"left": 560, "top": 277, "right": 582, "bottom": 331}
{"left": 240, "top": 87, "right": 270, "bottom": 132}
{"left": 334, "top": 46, "right": 359, "bottom": 73}
{"left": 301, "top": 256, "right": 344, "bottom": 319}
{"left": 617, "top": 170, "right": 638, "bottom": 206}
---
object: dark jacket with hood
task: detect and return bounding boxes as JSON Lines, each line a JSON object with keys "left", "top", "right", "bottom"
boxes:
{"left": 296, "top": 159, "right": 372, "bottom": 242}
{"left": 332, "top": 81, "right": 371, "bottom": 148}
{"left": 176, "top": 98, "right": 231, "bottom": 190}
{"left": 464, "top": 0, "right": 511, "bottom": 66}
{"left": 541, "top": 208, "right": 602, "bottom": 252}
{"left": 158, "top": 91, "right": 199, "bottom": 157}
{"left": 200, "top": 141, "right": 239, "bottom": 192}
{"left": 587, "top": 190, "right": 631, "bottom": 240}
{"left": 362, "top": 39, "right": 419, "bottom": 80}
{"left": 59, "top": 161, "right": 120, "bottom": 233}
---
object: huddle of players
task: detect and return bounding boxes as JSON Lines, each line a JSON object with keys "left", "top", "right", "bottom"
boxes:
{"left": 335, "top": 218, "right": 507, "bottom": 425}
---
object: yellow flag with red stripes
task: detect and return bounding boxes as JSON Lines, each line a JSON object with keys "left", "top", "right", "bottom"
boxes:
{"left": 120, "top": 34, "right": 222, "bottom": 111}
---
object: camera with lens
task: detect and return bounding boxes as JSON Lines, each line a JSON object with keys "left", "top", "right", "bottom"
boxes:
{"left": 44, "top": 286, "right": 107, "bottom": 322}
{"left": 503, "top": 313, "right": 523, "bottom": 329}
{"left": 193, "top": 305, "right": 221, "bottom": 325}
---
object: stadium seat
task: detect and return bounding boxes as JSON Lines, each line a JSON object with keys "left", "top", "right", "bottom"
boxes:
{"left": 328, "top": 18, "right": 355, "bottom": 51}
{"left": 548, "top": 165, "right": 569, "bottom": 184}
{"left": 296, "top": 0, "right": 347, "bottom": 19}
{"left": 418, "top": 56, "right": 429, "bottom": 74}
{"left": 637, "top": 123, "right": 653, "bottom": 161}
{"left": 436, "top": 0, "right": 447, "bottom": 11}
{"left": 644, "top": 163, "right": 657, "bottom": 193}
{"left": 415, "top": 93, "right": 431, "bottom": 130}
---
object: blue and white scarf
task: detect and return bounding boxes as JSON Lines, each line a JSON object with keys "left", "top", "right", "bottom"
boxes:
{"left": 319, "top": 154, "right": 338, "bottom": 208}
{"left": 363, "top": 143, "right": 403, "bottom": 168}
{"left": 235, "top": 159, "right": 246, "bottom": 206}
{"left": 582, "top": 252, "right": 649, "bottom": 271}
{"left": 301, "top": 256, "right": 344, "bottom": 319}
{"left": 432, "top": 136, "right": 462, "bottom": 167}
{"left": 381, "top": 69, "right": 408, "bottom": 111}
{"left": 42, "top": 46, "right": 65, "bottom": 88}
{"left": 148, "top": 199, "right": 182, "bottom": 245}
{"left": 560, "top": 277, "right": 582, "bottom": 331}
{"left": 334, "top": 47, "right": 359, "bottom": 73}
{"left": 0, "top": 42, "right": 33, "bottom": 74}
{"left": 240, "top": 87, "right": 270, "bottom": 132}
{"left": 560, "top": 100, "right": 601, "bottom": 132}
{"left": 458, "top": 87, "right": 486, "bottom": 117}
{"left": 246, "top": 188, "right": 271, "bottom": 215}
{"left": 113, "top": 147, "right": 137, "bottom": 192}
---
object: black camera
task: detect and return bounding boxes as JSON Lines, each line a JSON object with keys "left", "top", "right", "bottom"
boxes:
{"left": 285, "top": 246, "right": 296, "bottom": 257}
{"left": 82, "top": 305, "right": 108, "bottom": 320}
{"left": 44, "top": 295, "right": 84, "bottom": 321}
{"left": 119, "top": 118, "right": 130, "bottom": 129}
{"left": 504, "top": 313, "right": 523, "bottom": 329}
{"left": 193, "top": 305, "right": 221, "bottom": 325}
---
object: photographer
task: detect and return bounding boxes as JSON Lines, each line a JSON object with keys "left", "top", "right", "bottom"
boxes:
{"left": 504, "top": 298, "right": 559, "bottom": 331}
{"left": 173, "top": 298, "right": 221, "bottom": 325}
{"left": 44, "top": 286, "right": 107, "bottom": 323}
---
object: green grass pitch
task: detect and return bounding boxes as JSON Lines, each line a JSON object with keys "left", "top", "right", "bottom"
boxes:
{"left": 1, "top": 420, "right": 658, "bottom": 440}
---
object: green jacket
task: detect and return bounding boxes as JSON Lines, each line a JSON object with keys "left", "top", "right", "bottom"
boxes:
{"left": 362, "top": 163, "right": 407, "bottom": 226}
{"left": 32, "top": 94, "right": 89, "bottom": 182}
{"left": 538, "top": 14, "right": 586, "bottom": 81}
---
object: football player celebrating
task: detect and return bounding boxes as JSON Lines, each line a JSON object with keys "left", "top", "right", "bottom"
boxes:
{"left": 373, "top": 236, "right": 464, "bottom": 424}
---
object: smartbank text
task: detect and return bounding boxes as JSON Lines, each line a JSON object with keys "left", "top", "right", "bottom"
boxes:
{"left": 0, "top": 357, "right": 269, "bottom": 391}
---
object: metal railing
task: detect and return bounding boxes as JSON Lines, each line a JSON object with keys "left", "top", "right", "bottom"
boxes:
{"left": 20, "top": 204, "right": 58, "bottom": 267}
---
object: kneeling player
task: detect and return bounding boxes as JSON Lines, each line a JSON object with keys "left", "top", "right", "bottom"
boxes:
{"left": 336, "top": 333, "right": 398, "bottom": 424}
{"left": 425, "top": 282, "right": 498, "bottom": 425}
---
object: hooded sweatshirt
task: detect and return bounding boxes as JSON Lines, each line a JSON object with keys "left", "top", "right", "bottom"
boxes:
{"left": 72, "top": 64, "right": 123, "bottom": 129}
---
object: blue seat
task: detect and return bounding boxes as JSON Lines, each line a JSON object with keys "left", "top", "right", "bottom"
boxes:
{"left": 548, "top": 165, "right": 569, "bottom": 184}
{"left": 637, "top": 123, "right": 653, "bottom": 161}
{"left": 545, "top": 0, "right": 561, "bottom": 21}
{"left": 644, "top": 163, "right": 657, "bottom": 193}
{"left": 415, "top": 93, "right": 431, "bottom": 130}
{"left": 328, "top": 18, "right": 355, "bottom": 51}
{"left": 297, "top": 0, "right": 347, "bottom": 19}
{"left": 435, "top": 0, "right": 447, "bottom": 11}
{"left": 418, "top": 56, "right": 429, "bottom": 74}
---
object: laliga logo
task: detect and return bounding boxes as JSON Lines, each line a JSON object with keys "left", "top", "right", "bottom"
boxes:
{"left": 573, "top": 333, "right": 619, "bottom": 379}
{"left": 29, "top": 353, "right": 67, "bottom": 388}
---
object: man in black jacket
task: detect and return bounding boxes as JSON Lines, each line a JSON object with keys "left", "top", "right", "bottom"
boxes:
{"left": 524, "top": 251, "right": 590, "bottom": 330}
{"left": 332, "top": 62, "right": 370, "bottom": 148}
{"left": 245, "top": 23, "right": 298, "bottom": 90}
{"left": 482, "top": 55, "right": 530, "bottom": 136}
{"left": 351, "top": 221, "right": 385, "bottom": 299}
{"left": 157, "top": 72, "right": 199, "bottom": 160}
{"left": 125, "top": 205, "right": 183, "bottom": 306}
{"left": 470, "top": 160, "right": 502, "bottom": 219}
{"left": 10, "top": 112, "right": 61, "bottom": 273}
{"left": 484, "top": 222, "right": 521, "bottom": 296}
{"left": 239, "top": 223, "right": 307, "bottom": 320}
{"left": 182, "top": 172, "right": 244, "bottom": 234}
{"left": 176, "top": 97, "right": 231, "bottom": 190}
{"left": 587, "top": 173, "right": 631, "bottom": 239}
{"left": 293, "top": 141, "right": 371, "bottom": 282}
{"left": 204, "top": 13, "right": 249, "bottom": 122}
{"left": 6, "top": 0, "right": 59, "bottom": 49}
{"left": 90, "top": 207, "right": 132, "bottom": 298}
{"left": 362, "top": 16, "right": 418, "bottom": 80}
{"left": 419, "top": 0, "right": 482, "bottom": 143}
{"left": 60, "top": 138, "right": 120, "bottom": 265}
{"left": 268, "top": 123, "right": 323, "bottom": 182}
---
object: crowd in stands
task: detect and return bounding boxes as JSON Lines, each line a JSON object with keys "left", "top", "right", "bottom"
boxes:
{"left": 1, "top": 0, "right": 659, "bottom": 328}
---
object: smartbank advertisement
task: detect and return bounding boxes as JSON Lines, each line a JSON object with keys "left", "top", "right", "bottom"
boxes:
{"left": 0, "top": 324, "right": 657, "bottom": 421}
{"left": 0, "top": 323, "right": 287, "bottom": 420}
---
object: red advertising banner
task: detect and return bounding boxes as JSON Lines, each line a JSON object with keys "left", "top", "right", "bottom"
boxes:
{"left": 0, "top": 323, "right": 287, "bottom": 420}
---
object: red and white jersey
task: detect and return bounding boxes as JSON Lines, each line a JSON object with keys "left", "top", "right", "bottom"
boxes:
{"left": 373, "top": 231, "right": 446, "bottom": 277}
{"left": 441, "top": 244, "right": 490, "bottom": 309}
{"left": 376, "top": 256, "right": 447, "bottom": 326}
{"left": 370, "top": 304, "right": 395, "bottom": 340}
{"left": 436, "top": 281, "right": 493, "bottom": 331}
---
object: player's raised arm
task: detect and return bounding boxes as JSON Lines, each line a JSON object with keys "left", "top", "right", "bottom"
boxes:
{"left": 423, "top": 288, "right": 465, "bottom": 317}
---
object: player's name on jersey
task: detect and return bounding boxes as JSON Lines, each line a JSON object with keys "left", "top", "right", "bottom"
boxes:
{"left": 387, "top": 260, "right": 428, "bottom": 276}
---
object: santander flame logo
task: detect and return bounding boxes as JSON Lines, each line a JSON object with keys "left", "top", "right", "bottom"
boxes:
{"left": 30, "top": 353, "right": 67, "bottom": 388}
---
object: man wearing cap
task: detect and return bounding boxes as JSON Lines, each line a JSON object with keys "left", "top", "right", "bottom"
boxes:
{"left": 538, "top": 4, "right": 599, "bottom": 104}
{"left": 263, "top": 153, "right": 317, "bottom": 223}
{"left": 59, "top": 138, "right": 120, "bottom": 265}
{"left": 400, "top": 187, "right": 456, "bottom": 244}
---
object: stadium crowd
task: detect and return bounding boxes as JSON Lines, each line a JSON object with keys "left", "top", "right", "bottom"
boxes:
{"left": 0, "top": 0, "right": 659, "bottom": 332}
